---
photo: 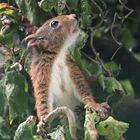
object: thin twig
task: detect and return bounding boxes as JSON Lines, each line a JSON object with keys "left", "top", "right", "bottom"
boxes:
{"left": 90, "top": 29, "right": 112, "bottom": 77}
{"left": 110, "top": 13, "right": 122, "bottom": 46}
{"left": 119, "top": 0, "right": 134, "bottom": 20}
{"left": 110, "top": 46, "right": 122, "bottom": 60}
{"left": 91, "top": 0, "right": 103, "bottom": 14}
{"left": 91, "top": 0, "right": 104, "bottom": 28}
{"left": 110, "top": 0, "right": 134, "bottom": 45}
{"left": 90, "top": 0, "right": 109, "bottom": 30}
{"left": 65, "top": 3, "right": 71, "bottom": 12}
{"left": 82, "top": 51, "right": 99, "bottom": 64}
{"left": 99, "top": 0, "right": 107, "bottom": 10}
{"left": 18, "top": 47, "right": 29, "bottom": 65}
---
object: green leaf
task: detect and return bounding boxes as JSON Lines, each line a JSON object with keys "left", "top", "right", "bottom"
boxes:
{"left": 84, "top": 107, "right": 100, "bottom": 140}
{"left": 0, "top": 27, "right": 19, "bottom": 48}
{"left": 0, "top": 53, "right": 4, "bottom": 65}
{"left": 105, "top": 61, "right": 121, "bottom": 76}
{"left": 98, "top": 74, "right": 106, "bottom": 91}
{"left": 80, "top": 0, "right": 92, "bottom": 28}
{"left": 98, "top": 75, "right": 124, "bottom": 94}
{"left": 134, "top": 52, "right": 140, "bottom": 61}
{"left": 105, "top": 77, "right": 124, "bottom": 93}
{"left": 14, "top": 116, "right": 36, "bottom": 140}
{"left": 15, "top": 0, "right": 46, "bottom": 26}
{"left": 4, "top": 70, "right": 29, "bottom": 121}
{"left": 0, "top": 79, "right": 8, "bottom": 117}
{"left": 97, "top": 116, "right": 129, "bottom": 140}
{"left": 38, "top": 0, "right": 57, "bottom": 12}
{"left": 69, "top": 31, "right": 88, "bottom": 71}
{"left": 93, "top": 27, "right": 105, "bottom": 38}
{"left": 119, "top": 27, "right": 136, "bottom": 49}
{"left": 69, "top": 31, "right": 88, "bottom": 63}
{"left": 66, "top": 0, "right": 79, "bottom": 12}
{"left": 86, "top": 60, "right": 102, "bottom": 76}
{"left": 120, "top": 80, "right": 135, "bottom": 96}
{"left": 44, "top": 107, "right": 77, "bottom": 140}
{"left": 69, "top": 30, "right": 102, "bottom": 76}
{"left": 0, "top": 116, "right": 14, "bottom": 140}
{"left": 57, "top": 0, "right": 66, "bottom": 14}
{"left": 39, "top": 0, "right": 66, "bottom": 15}
{"left": 0, "top": 4, "right": 20, "bottom": 48}
{"left": 48, "top": 126, "right": 66, "bottom": 140}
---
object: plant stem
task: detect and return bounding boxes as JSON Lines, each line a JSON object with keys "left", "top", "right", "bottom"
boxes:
{"left": 90, "top": 29, "right": 112, "bottom": 77}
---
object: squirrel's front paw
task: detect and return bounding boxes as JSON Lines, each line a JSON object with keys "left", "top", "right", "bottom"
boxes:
{"left": 86, "top": 102, "right": 110, "bottom": 119}
{"left": 37, "top": 119, "right": 47, "bottom": 138}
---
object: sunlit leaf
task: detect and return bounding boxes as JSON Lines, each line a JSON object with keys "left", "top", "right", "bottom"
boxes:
{"left": 97, "top": 116, "right": 129, "bottom": 140}
{"left": 14, "top": 116, "right": 36, "bottom": 140}
{"left": 134, "top": 52, "right": 140, "bottom": 61}
{"left": 98, "top": 74, "right": 106, "bottom": 91}
{"left": 0, "top": 3, "right": 15, "bottom": 16}
{"left": 105, "top": 61, "right": 121, "bottom": 76}
{"left": 120, "top": 80, "right": 135, "bottom": 96}
{"left": 48, "top": 126, "right": 66, "bottom": 140}
{"left": 84, "top": 107, "right": 100, "bottom": 140}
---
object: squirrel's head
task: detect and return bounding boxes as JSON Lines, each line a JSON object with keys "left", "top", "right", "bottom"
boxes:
{"left": 25, "top": 14, "right": 80, "bottom": 53}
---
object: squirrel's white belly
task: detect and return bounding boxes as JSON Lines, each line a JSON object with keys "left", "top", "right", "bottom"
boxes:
{"left": 49, "top": 50, "right": 81, "bottom": 111}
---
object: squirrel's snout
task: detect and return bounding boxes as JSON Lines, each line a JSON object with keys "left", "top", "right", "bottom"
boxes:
{"left": 22, "top": 34, "right": 36, "bottom": 48}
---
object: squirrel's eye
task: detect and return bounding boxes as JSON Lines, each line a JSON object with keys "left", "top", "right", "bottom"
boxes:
{"left": 50, "top": 21, "right": 59, "bottom": 29}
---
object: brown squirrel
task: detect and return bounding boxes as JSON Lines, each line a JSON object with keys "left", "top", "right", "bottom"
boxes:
{"left": 25, "top": 14, "right": 109, "bottom": 136}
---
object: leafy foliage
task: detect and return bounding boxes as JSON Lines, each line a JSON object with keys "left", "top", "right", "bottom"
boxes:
{"left": 0, "top": 0, "right": 140, "bottom": 140}
{"left": 4, "top": 69, "right": 29, "bottom": 121}
{"left": 15, "top": 0, "right": 46, "bottom": 26}
{"left": 98, "top": 75, "right": 124, "bottom": 93}
{"left": 84, "top": 108, "right": 100, "bottom": 140}
{"left": 14, "top": 116, "right": 37, "bottom": 140}
{"left": 97, "top": 116, "right": 129, "bottom": 140}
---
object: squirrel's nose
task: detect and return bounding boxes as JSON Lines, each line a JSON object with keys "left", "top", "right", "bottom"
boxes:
{"left": 70, "top": 14, "right": 79, "bottom": 20}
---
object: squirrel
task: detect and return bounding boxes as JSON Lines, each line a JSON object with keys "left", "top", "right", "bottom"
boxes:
{"left": 25, "top": 14, "right": 109, "bottom": 136}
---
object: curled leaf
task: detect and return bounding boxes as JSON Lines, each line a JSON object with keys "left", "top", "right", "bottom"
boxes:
{"left": 84, "top": 106, "right": 100, "bottom": 140}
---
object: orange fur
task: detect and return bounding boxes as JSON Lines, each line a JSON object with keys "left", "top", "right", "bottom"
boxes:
{"left": 25, "top": 15, "right": 109, "bottom": 134}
